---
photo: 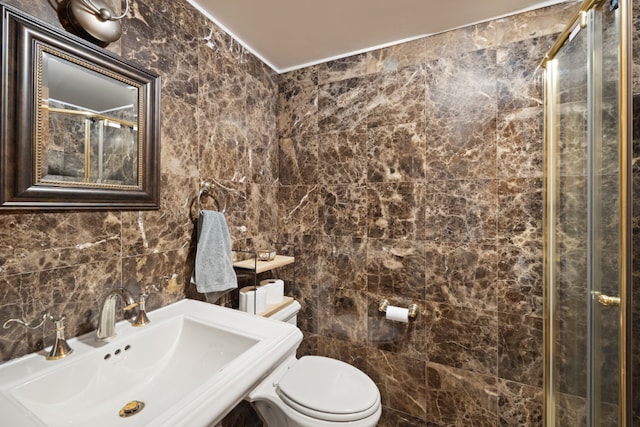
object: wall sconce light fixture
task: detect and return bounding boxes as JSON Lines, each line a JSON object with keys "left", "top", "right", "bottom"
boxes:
{"left": 63, "top": 0, "right": 130, "bottom": 46}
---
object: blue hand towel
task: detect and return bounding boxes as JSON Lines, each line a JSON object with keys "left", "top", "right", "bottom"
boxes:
{"left": 191, "top": 210, "right": 238, "bottom": 294}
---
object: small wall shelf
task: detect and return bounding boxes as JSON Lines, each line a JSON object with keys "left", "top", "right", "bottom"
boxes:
{"left": 257, "top": 296, "right": 294, "bottom": 318}
{"left": 233, "top": 255, "right": 295, "bottom": 274}
{"left": 232, "top": 243, "right": 296, "bottom": 316}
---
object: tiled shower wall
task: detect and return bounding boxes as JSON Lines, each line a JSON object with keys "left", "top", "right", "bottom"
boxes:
{"left": 275, "top": 2, "right": 580, "bottom": 426}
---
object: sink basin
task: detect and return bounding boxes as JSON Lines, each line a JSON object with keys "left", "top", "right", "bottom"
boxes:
{"left": 0, "top": 299, "right": 302, "bottom": 426}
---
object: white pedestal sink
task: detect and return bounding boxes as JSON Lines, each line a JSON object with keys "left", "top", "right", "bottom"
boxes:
{"left": 0, "top": 299, "right": 302, "bottom": 426}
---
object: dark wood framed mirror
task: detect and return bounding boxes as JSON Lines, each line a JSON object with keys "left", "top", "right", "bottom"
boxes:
{"left": 0, "top": 3, "right": 160, "bottom": 210}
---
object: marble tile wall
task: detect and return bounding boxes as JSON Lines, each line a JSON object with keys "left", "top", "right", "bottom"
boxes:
{"left": 0, "top": 0, "right": 279, "bottom": 369}
{"left": 276, "top": 2, "right": 581, "bottom": 426}
{"left": 4, "top": 0, "right": 639, "bottom": 426}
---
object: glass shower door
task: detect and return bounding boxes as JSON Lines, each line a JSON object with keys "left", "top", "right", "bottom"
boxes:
{"left": 543, "top": 0, "right": 631, "bottom": 425}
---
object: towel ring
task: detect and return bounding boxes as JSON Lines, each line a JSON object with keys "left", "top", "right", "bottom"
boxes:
{"left": 197, "top": 180, "right": 225, "bottom": 213}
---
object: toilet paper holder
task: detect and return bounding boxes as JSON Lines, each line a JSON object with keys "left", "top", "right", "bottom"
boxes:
{"left": 378, "top": 299, "right": 418, "bottom": 319}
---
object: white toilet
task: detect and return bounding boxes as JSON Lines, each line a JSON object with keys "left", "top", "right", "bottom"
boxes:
{"left": 247, "top": 300, "right": 382, "bottom": 427}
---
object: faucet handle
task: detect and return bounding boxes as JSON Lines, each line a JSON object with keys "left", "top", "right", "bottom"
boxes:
{"left": 47, "top": 315, "right": 74, "bottom": 360}
{"left": 131, "top": 292, "right": 151, "bottom": 327}
{"left": 3, "top": 312, "right": 73, "bottom": 360}
{"left": 3, "top": 311, "right": 50, "bottom": 330}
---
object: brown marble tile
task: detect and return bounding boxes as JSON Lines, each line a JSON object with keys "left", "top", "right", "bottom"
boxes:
{"left": 291, "top": 278, "right": 318, "bottom": 334}
{"left": 376, "top": 406, "right": 433, "bottom": 427}
{"left": 317, "top": 287, "right": 368, "bottom": 345}
{"left": 300, "top": 235, "right": 367, "bottom": 291}
{"left": 367, "top": 38, "right": 426, "bottom": 74}
{"left": 318, "top": 53, "right": 368, "bottom": 84}
{"left": 367, "top": 123, "right": 426, "bottom": 183}
{"left": 277, "top": 70, "right": 319, "bottom": 138}
{"left": 426, "top": 362, "right": 498, "bottom": 426}
{"left": 424, "top": 114, "right": 497, "bottom": 180}
{"left": 425, "top": 302, "right": 498, "bottom": 376}
{"left": 497, "top": 107, "right": 544, "bottom": 179}
{"left": 172, "top": 0, "right": 215, "bottom": 41}
{"left": 424, "top": 242, "right": 499, "bottom": 311}
{"left": 247, "top": 129, "right": 278, "bottom": 185}
{"left": 497, "top": 279, "right": 543, "bottom": 318}
{"left": 366, "top": 348, "right": 427, "bottom": 420}
{"left": 245, "top": 54, "right": 279, "bottom": 93}
{"left": 497, "top": 243, "right": 543, "bottom": 297}
{"left": 424, "top": 179, "right": 498, "bottom": 244}
{"left": 366, "top": 65, "right": 425, "bottom": 129}
{"left": 161, "top": 95, "right": 199, "bottom": 177}
{"left": 366, "top": 239, "right": 426, "bottom": 302}
{"left": 495, "top": 2, "right": 580, "bottom": 46}
{"left": 634, "top": 2, "right": 640, "bottom": 95}
{"left": 199, "top": 43, "right": 247, "bottom": 94}
{"left": 496, "top": 35, "right": 557, "bottom": 112}
{"left": 319, "top": 185, "right": 368, "bottom": 237}
{"left": 421, "top": 21, "right": 497, "bottom": 62}
{"left": 279, "top": 135, "right": 318, "bottom": 185}
{"left": 498, "top": 313, "right": 543, "bottom": 388}
{"left": 246, "top": 184, "right": 277, "bottom": 237}
{"left": 122, "top": 174, "right": 195, "bottom": 257}
{"left": 317, "top": 130, "right": 367, "bottom": 185}
{"left": 0, "top": 212, "right": 121, "bottom": 276}
{"left": 122, "top": 248, "right": 191, "bottom": 309}
{"left": 497, "top": 380, "right": 543, "bottom": 426}
{"left": 424, "top": 49, "right": 497, "bottom": 120}
{"left": 367, "top": 182, "right": 426, "bottom": 240}
{"left": 279, "top": 65, "right": 319, "bottom": 89}
{"left": 318, "top": 76, "right": 372, "bottom": 133}
{"left": 277, "top": 185, "right": 320, "bottom": 235}
{"left": 246, "top": 80, "right": 278, "bottom": 184}
{"left": 122, "top": 3, "right": 195, "bottom": 83}
{"left": 197, "top": 84, "right": 250, "bottom": 181}
{"left": 497, "top": 178, "right": 543, "bottom": 246}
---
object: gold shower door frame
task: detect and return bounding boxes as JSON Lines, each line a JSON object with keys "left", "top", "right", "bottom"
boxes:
{"left": 542, "top": 0, "right": 632, "bottom": 425}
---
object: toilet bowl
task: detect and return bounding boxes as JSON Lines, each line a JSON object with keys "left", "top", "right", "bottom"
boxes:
{"left": 247, "top": 300, "right": 382, "bottom": 427}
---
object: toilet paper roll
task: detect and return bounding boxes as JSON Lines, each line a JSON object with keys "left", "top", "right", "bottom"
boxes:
{"left": 259, "top": 279, "right": 284, "bottom": 304}
{"left": 239, "top": 286, "right": 267, "bottom": 314}
{"left": 386, "top": 305, "right": 409, "bottom": 323}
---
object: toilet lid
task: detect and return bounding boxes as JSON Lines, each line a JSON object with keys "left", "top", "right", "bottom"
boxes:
{"left": 276, "top": 356, "right": 380, "bottom": 422}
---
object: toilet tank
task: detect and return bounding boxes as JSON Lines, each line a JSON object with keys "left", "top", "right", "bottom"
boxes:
{"left": 266, "top": 300, "right": 300, "bottom": 325}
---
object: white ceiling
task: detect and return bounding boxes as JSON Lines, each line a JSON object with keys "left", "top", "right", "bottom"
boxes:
{"left": 187, "top": 0, "right": 570, "bottom": 73}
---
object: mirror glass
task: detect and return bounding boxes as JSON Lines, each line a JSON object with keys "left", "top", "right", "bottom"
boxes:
{"left": 38, "top": 51, "right": 141, "bottom": 188}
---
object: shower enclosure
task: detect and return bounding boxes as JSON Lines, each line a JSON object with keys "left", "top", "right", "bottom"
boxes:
{"left": 542, "top": 0, "right": 631, "bottom": 425}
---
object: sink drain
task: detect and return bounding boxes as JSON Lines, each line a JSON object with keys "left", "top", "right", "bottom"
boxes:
{"left": 119, "top": 400, "right": 145, "bottom": 418}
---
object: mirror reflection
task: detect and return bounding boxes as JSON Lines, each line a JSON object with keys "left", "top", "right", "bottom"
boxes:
{"left": 38, "top": 51, "right": 141, "bottom": 188}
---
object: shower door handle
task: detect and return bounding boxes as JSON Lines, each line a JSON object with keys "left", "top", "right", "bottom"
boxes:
{"left": 592, "top": 291, "right": 620, "bottom": 307}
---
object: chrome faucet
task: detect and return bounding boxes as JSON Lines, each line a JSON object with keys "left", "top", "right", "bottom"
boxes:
{"left": 96, "top": 287, "right": 138, "bottom": 342}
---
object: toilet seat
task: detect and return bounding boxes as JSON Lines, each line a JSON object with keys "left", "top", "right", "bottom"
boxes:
{"left": 275, "top": 356, "right": 380, "bottom": 422}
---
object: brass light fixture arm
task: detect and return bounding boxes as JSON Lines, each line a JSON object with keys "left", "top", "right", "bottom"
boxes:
{"left": 80, "top": 0, "right": 130, "bottom": 20}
